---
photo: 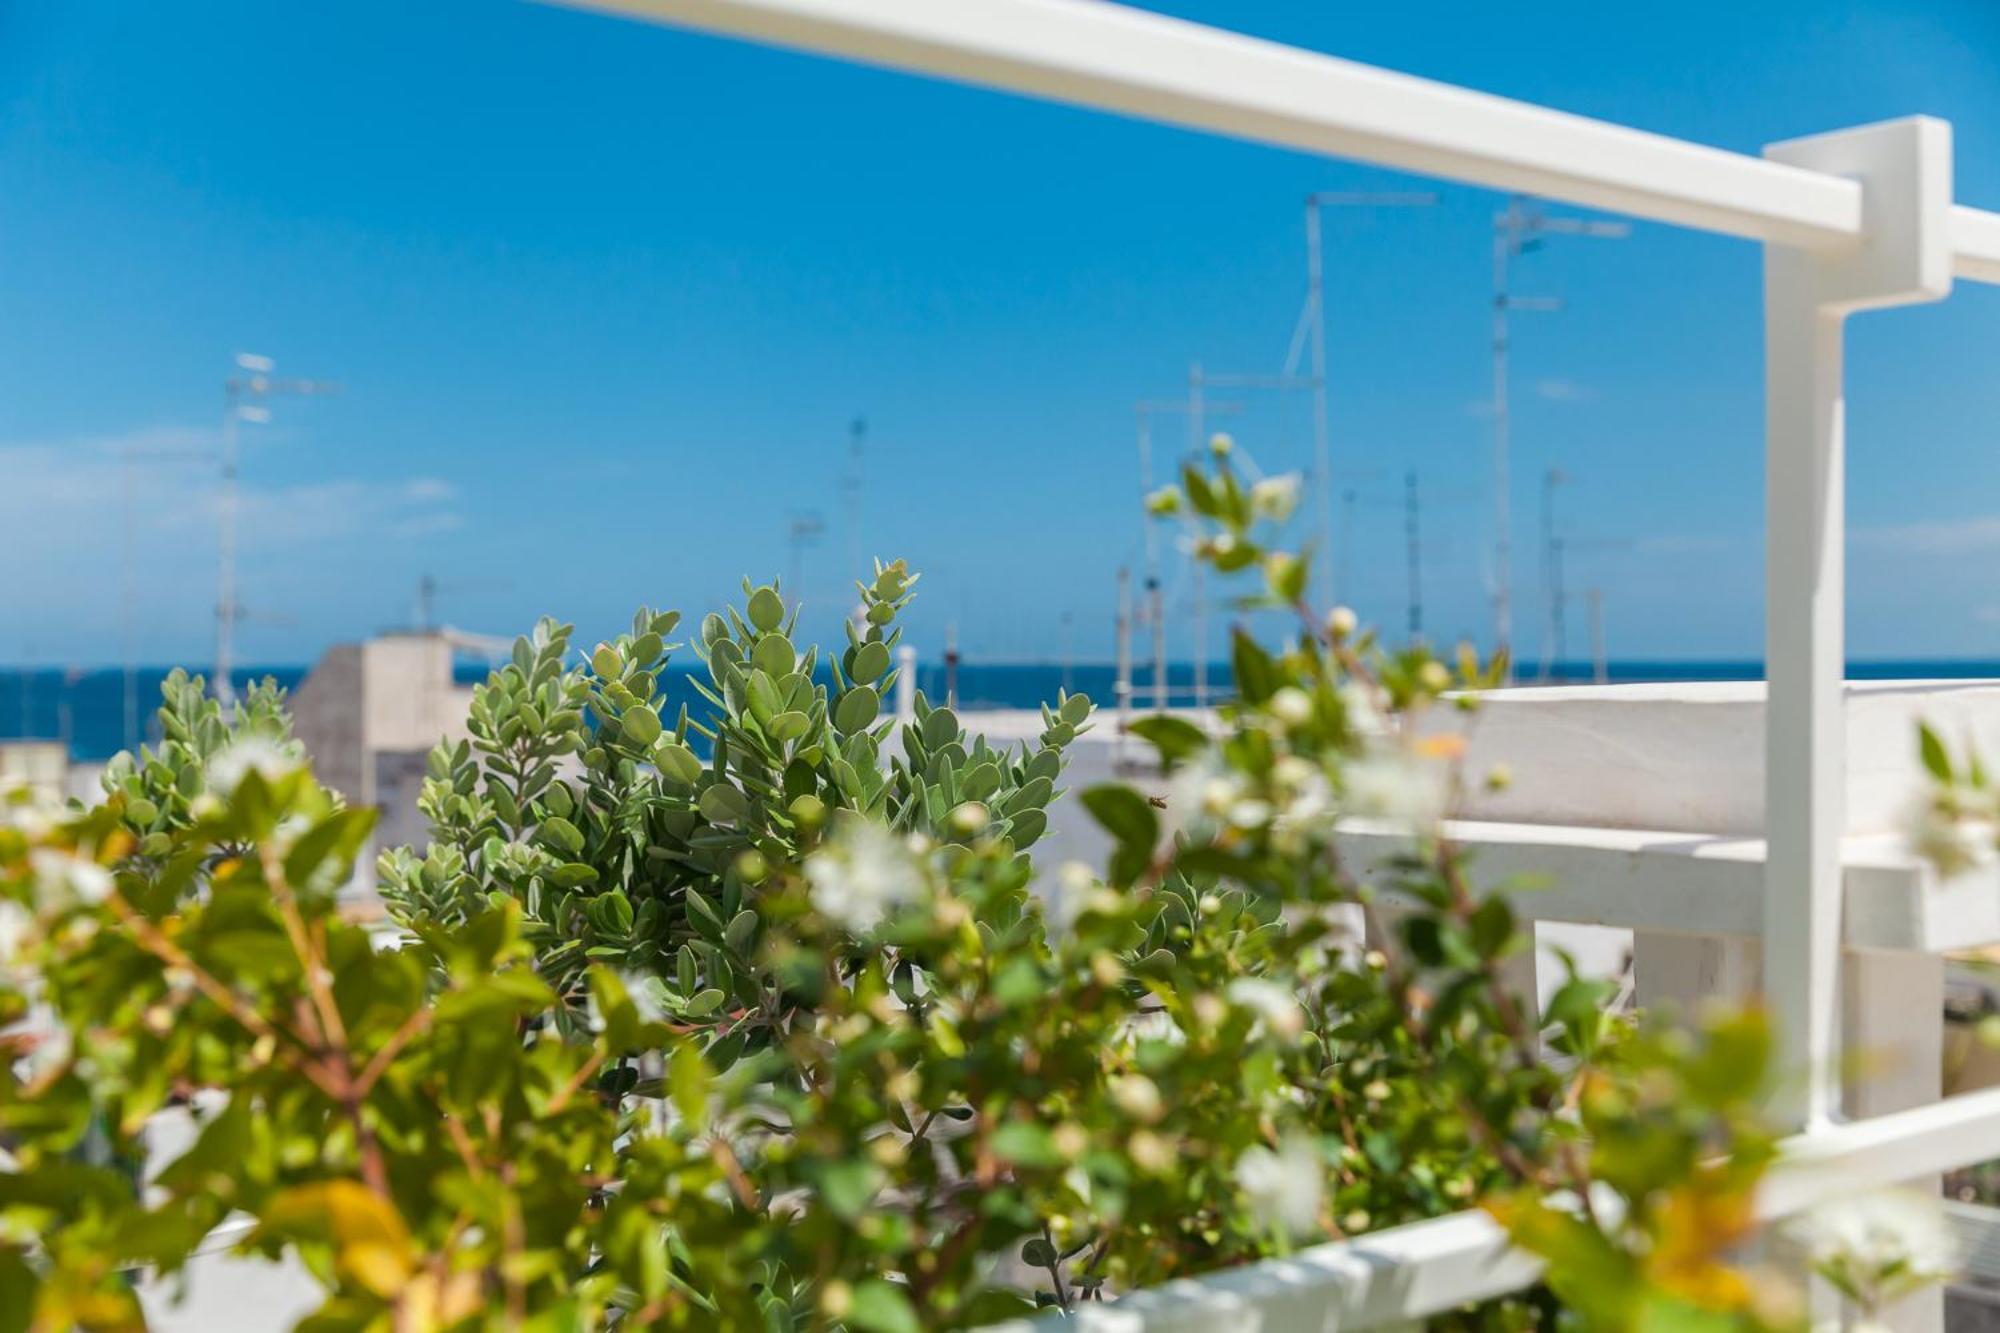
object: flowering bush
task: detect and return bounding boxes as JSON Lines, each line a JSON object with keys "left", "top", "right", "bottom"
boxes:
{"left": 0, "top": 441, "right": 1812, "bottom": 1330}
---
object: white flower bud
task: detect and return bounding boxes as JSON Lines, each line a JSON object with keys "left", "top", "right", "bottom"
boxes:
{"left": 1269, "top": 688, "right": 1313, "bottom": 728}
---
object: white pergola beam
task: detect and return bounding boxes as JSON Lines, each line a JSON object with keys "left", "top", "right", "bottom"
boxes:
{"left": 554, "top": 0, "right": 1863, "bottom": 249}
{"left": 551, "top": 0, "right": 2000, "bottom": 280}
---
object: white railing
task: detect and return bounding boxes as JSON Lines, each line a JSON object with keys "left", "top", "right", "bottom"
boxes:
{"left": 545, "top": 0, "right": 2000, "bottom": 1324}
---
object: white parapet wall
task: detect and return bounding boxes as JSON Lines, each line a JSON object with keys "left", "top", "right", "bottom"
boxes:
{"left": 1446, "top": 679, "right": 2000, "bottom": 838}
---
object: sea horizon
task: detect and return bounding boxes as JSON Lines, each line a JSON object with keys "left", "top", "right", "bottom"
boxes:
{"left": 8, "top": 656, "right": 2000, "bottom": 764}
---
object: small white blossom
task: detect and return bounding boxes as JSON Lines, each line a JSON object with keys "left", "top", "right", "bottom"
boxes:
{"left": 1787, "top": 1189, "right": 1957, "bottom": 1315}
{"left": 1200, "top": 777, "right": 1243, "bottom": 816}
{"left": 623, "top": 972, "right": 670, "bottom": 1025}
{"left": 1120, "top": 1009, "right": 1186, "bottom": 1049}
{"left": 1342, "top": 750, "right": 1448, "bottom": 830}
{"left": 206, "top": 735, "right": 304, "bottom": 796}
{"left": 1337, "top": 683, "right": 1387, "bottom": 737}
{"left": 1235, "top": 1134, "right": 1324, "bottom": 1237}
{"left": 29, "top": 850, "right": 113, "bottom": 908}
{"left": 1109, "top": 1074, "right": 1164, "bottom": 1123}
{"left": 803, "top": 818, "right": 928, "bottom": 935}
{"left": 1272, "top": 764, "right": 1335, "bottom": 843}
{"left": 1326, "top": 606, "right": 1358, "bottom": 640}
{"left": 1250, "top": 474, "right": 1302, "bottom": 522}
{"left": 0, "top": 900, "right": 32, "bottom": 967}
{"left": 1268, "top": 688, "right": 1313, "bottom": 728}
{"left": 17, "top": 1022, "right": 72, "bottom": 1084}
{"left": 1227, "top": 799, "right": 1273, "bottom": 830}
{"left": 1048, "top": 860, "right": 1097, "bottom": 931}
{"left": 1908, "top": 795, "right": 1998, "bottom": 879}
{"left": 1227, "top": 977, "right": 1306, "bottom": 1041}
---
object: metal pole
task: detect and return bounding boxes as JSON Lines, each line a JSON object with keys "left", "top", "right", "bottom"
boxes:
{"left": 845, "top": 417, "right": 866, "bottom": 629}
{"left": 212, "top": 354, "right": 338, "bottom": 710}
{"left": 1491, "top": 203, "right": 1515, "bottom": 682}
{"left": 1338, "top": 485, "right": 1358, "bottom": 603}
{"left": 1302, "top": 192, "right": 1436, "bottom": 610}
{"left": 1405, "top": 470, "right": 1422, "bottom": 641}
{"left": 1060, "top": 610, "right": 1074, "bottom": 695}
{"left": 1191, "top": 561, "right": 1208, "bottom": 709}
{"left": 1136, "top": 404, "right": 1170, "bottom": 710}
{"left": 1188, "top": 362, "right": 1207, "bottom": 708}
{"left": 1588, "top": 587, "right": 1606, "bottom": 684}
{"left": 1115, "top": 567, "right": 1132, "bottom": 761}
{"left": 943, "top": 622, "right": 959, "bottom": 710}
{"left": 1539, "top": 467, "right": 1566, "bottom": 680}
{"left": 1550, "top": 536, "right": 1567, "bottom": 678}
{"left": 1306, "top": 199, "right": 1334, "bottom": 605}
{"left": 121, "top": 448, "right": 139, "bottom": 753}
{"left": 216, "top": 387, "right": 240, "bottom": 709}
{"left": 1489, "top": 200, "right": 1625, "bottom": 682}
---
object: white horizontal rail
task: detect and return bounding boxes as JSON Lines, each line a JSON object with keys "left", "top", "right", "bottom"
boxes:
{"left": 554, "top": 0, "right": 2000, "bottom": 281}
{"left": 986, "top": 1084, "right": 2000, "bottom": 1329}
{"left": 1956, "top": 204, "right": 2000, "bottom": 283}
{"left": 983, "top": 1208, "right": 1532, "bottom": 1332}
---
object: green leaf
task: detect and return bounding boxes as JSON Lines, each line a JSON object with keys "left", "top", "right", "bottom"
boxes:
{"left": 1128, "top": 714, "right": 1207, "bottom": 766}
{"left": 848, "top": 1281, "right": 921, "bottom": 1333}
{"left": 669, "top": 1043, "right": 711, "bottom": 1129}
{"left": 851, "top": 640, "right": 890, "bottom": 682}
{"left": 835, "top": 685, "right": 881, "bottom": 734}
{"left": 654, "top": 740, "right": 702, "bottom": 786}
{"left": 767, "top": 710, "right": 810, "bottom": 744}
{"left": 1080, "top": 784, "right": 1158, "bottom": 856}
{"left": 990, "top": 1122, "right": 1060, "bottom": 1168}
{"left": 1020, "top": 1237, "right": 1057, "bottom": 1268}
{"left": 816, "top": 1160, "right": 881, "bottom": 1220}
{"left": 540, "top": 816, "right": 585, "bottom": 856}
{"left": 0, "top": 1247, "right": 37, "bottom": 1333}
{"left": 751, "top": 633, "right": 795, "bottom": 678}
{"left": 921, "top": 707, "right": 959, "bottom": 747}
{"left": 1231, "top": 629, "right": 1279, "bottom": 704}
{"left": 623, "top": 704, "right": 662, "bottom": 747}
{"left": 698, "top": 784, "right": 751, "bottom": 825}
{"left": 724, "top": 909, "right": 757, "bottom": 955}
{"left": 1919, "top": 721, "right": 1954, "bottom": 782}
{"left": 747, "top": 586, "right": 785, "bottom": 633}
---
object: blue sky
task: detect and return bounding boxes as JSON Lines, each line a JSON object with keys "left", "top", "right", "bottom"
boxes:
{"left": 4, "top": 0, "right": 2000, "bottom": 670}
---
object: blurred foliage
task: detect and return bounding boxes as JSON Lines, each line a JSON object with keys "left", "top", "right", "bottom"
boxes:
{"left": 0, "top": 441, "right": 1803, "bottom": 1330}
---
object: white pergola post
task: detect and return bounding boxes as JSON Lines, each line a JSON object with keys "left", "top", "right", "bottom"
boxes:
{"left": 1763, "top": 117, "right": 1952, "bottom": 1333}
{"left": 1760, "top": 116, "right": 1953, "bottom": 1131}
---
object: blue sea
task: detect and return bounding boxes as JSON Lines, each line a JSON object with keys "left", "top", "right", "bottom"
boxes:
{"left": 6, "top": 658, "right": 2000, "bottom": 764}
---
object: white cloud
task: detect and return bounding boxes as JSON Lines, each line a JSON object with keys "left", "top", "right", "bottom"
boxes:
{"left": 1634, "top": 533, "right": 1733, "bottom": 556}
{"left": 0, "top": 425, "right": 462, "bottom": 550}
{"left": 1534, "top": 377, "right": 1595, "bottom": 403}
{"left": 0, "top": 424, "right": 465, "bottom": 655}
{"left": 1854, "top": 516, "right": 2000, "bottom": 555}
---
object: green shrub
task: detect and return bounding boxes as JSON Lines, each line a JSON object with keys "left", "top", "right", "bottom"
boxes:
{"left": 0, "top": 449, "right": 1798, "bottom": 1330}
